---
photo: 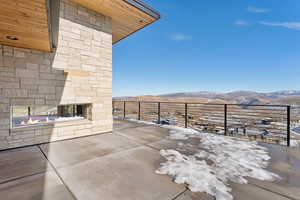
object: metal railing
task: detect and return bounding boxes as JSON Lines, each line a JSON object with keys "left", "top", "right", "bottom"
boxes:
{"left": 113, "top": 101, "right": 300, "bottom": 147}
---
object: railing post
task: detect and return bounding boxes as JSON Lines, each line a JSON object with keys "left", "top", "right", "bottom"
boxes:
{"left": 123, "top": 101, "right": 126, "bottom": 119}
{"left": 224, "top": 104, "right": 227, "bottom": 135}
{"left": 185, "top": 103, "right": 188, "bottom": 128}
{"left": 158, "top": 102, "right": 161, "bottom": 124}
{"left": 138, "top": 101, "right": 141, "bottom": 120}
{"left": 287, "top": 105, "right": 291, "bottom": 147}
{"left": 28, "top": 106, "right": 31, "bottom": 117}
{"left": 73, "top": 105, "right": 76, "bottom": 116}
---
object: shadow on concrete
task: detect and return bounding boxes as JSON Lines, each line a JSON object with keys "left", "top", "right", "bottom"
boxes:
{"left": 0, "top": 44, "right": 73, "bottom": 199}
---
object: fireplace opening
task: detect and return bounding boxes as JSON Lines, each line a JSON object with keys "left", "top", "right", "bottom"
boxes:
{"left": 11, "top": 104, "right": 92, "bottom": 128}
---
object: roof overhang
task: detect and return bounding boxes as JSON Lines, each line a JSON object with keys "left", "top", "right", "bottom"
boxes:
{"left": 71, "top": 0, "right": 161, "bottom": 44}
{"left": 0, "top": 0, "right": 159, "bottom": 52}
{"left": 0, "top": 0, "right": 59, "bottom": 52}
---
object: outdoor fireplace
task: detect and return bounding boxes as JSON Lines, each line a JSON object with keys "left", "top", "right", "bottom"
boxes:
{"left": 11, "top": 104, "right": 92, "bottom": 128}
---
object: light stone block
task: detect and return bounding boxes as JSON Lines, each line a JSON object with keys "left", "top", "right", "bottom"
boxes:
{"left": 0, "top": 0, "right": 112, "bottom": 150}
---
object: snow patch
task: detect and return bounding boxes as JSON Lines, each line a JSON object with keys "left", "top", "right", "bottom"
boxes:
{"left": 163, "top": 125, "right": 198, "bottom": 140}
{"left": 281, "top": 139, "right": 300, "bottom": 147}
{"left": 156, "top": 126, "right": 279, "bottom": 200}
{"left": 156, "top": 149, "right": 233, "bottom": 200}
{"left": 290, "top": 140, "right": 300, "bottom": 147}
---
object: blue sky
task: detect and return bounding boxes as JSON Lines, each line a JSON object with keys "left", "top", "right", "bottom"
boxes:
{"left": 113, "top": 0, "right": 300, "bottom": 97}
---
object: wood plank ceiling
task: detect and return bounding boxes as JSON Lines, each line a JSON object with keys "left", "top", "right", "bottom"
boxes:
{"left": 0, "top": 0, "right": 159, "bottom": 51}
{"left": 0, "top": 0, "right": 51, "bottom": 51}
{"left": 71, "top": 0, "right": 159, "bottom": 43}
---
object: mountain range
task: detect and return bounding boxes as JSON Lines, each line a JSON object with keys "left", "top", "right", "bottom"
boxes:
{"left": 115, "top": 90, "right": 300, "bottom": 105}
{"left": 159, "top": 90, "right": 300, "bottom": 105}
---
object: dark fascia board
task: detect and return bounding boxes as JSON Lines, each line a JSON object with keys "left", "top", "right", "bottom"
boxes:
{"left": 123, "top": 0, "right": 161, "bottom": 20}
{"left": 113, "top": 18, "right": 158, "bottom": 44}
{"left": 46, "top": 0, "right": 60, "bottom": 51}
{"left": 114, "top": 0, "right": 161, "bottom": 44}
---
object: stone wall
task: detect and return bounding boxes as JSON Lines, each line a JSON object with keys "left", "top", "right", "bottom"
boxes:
{"left": 0, "top": 0, "right": 112, "bottom": 150}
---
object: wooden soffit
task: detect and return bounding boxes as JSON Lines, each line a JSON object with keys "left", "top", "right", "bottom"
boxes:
{"left": 0, "top": 0, "right": 159, "bottom": 52}
{"left": 0, "top": 0, "right": 59, "bottom": 52}
{"left": 71, "top": 0, "right": 160, "bottom": 44}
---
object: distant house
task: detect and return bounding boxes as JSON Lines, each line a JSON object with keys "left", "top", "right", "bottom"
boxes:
{"left": 261, "top": 119, "right": 272, "bottom": 125}
{"left": 0, "top": 0, "right": 160, "bottom": 150}
{"left": 187, "top": 114, "right": 194, "bottom": 119}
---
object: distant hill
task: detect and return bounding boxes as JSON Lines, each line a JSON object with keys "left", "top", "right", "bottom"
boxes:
{"left": 114, "top": 96, "right": 232, "bottom": 104}
{"left": 159, "top": 90, "right": 300, "bottom": 105}
{"left": 114, "top": 90, "right": 300, "bottom": 105}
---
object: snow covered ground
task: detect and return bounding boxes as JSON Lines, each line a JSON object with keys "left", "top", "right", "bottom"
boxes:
{"left": 291, "top": 125, "right": 300, "bottom": 147}
{"left": 292, "top": 127, "right": 300, "bottom": 135}
{"left": 115, "top": 118, "right": 281, "bottom": 200}
{"left": 284, "top": 139, "right": 300, "bottom": 147}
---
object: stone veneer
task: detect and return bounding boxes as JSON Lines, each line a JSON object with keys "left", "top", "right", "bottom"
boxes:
{"left": 0, "top": 0, "right": 112, "bottom": 150}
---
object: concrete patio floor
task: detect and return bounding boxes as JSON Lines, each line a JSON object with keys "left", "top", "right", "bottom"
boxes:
{"left": 0, "top": 119, "right": 300, "bottom": 200}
